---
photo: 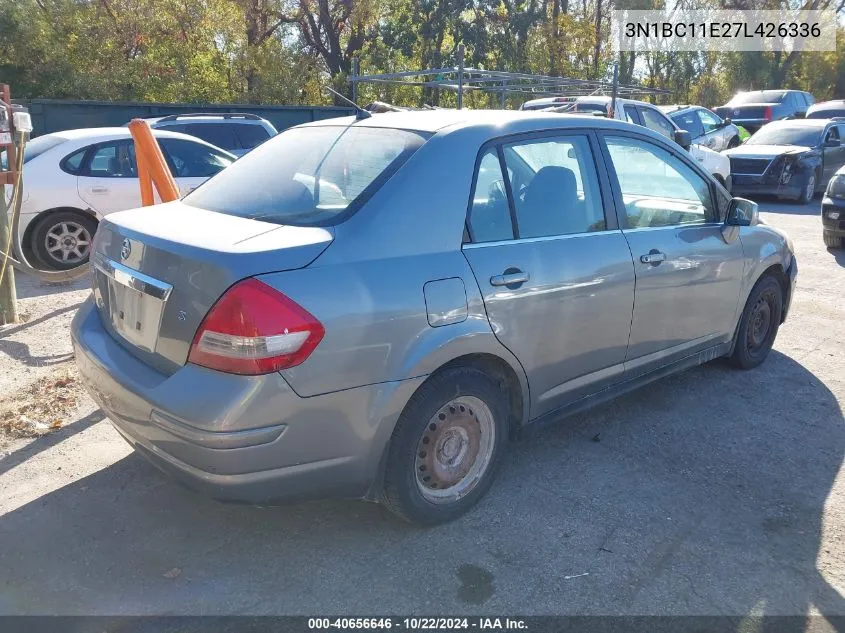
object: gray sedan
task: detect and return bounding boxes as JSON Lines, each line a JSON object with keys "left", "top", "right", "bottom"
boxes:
{"left": 660, "top": 105, "right": 742, "bottom": 151}
{"left": 71, "top": 111, "right": 797, "bottom": 525}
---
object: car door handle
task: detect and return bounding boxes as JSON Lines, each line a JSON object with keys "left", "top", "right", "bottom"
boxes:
{"left": 640, "top": 251, "right": 666, "bottom": 265}
{"left": 490, "top": 271, "right": 529, "bottom": 287}
{"left": 90, "top": 186, "right": 109, "bottom": 194}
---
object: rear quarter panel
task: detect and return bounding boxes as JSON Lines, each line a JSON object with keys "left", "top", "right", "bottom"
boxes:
{"left": 264, "top": 127, "right": 530, "bottom": 417}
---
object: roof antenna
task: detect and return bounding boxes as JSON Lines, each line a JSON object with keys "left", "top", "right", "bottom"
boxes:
{"left": 324, "top": 86, "right": 371, "bottom": 119}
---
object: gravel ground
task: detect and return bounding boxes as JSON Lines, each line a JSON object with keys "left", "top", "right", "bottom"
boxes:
{"left": 0, "top": 199, "right": 843, "bottom": 617}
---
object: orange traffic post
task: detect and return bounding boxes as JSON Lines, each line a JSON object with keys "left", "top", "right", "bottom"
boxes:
{"left": 128, "top": 119, "right": 180, "bottom": 205}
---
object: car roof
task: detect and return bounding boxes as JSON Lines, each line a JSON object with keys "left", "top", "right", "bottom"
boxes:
{"left": 48, "top": 127, "right": 216, "bottom": 140}
{"left": 659, "top": 104, "right": 693, "bottom": 114}
{"left": 147, "top": 114, "right": 269, "bottom": 125}
{"left": 296, "top": 109, "right": 661, "bottom": 136}
{"left": 40, "top": 127, "right": 236, "bottom": 158}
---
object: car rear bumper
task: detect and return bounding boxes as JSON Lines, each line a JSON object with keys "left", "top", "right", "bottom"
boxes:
{"left": 71, "top": 298, "right": 424, "bottom": 503}
{"left": 822, "top": 196, "right": 845, "bottom": 236}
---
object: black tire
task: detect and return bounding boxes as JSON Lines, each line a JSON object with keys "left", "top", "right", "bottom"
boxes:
{"left": 727, "top": 136, "right": 741, "bottom": 149}
{"left": 383, "top": 367, "right": 509, "bottom": 526}
{"left": 796, "top": 171, "right": 817, "bottom": 204}
{"left": 729, "top": 275, "right": 783, "bottom": 370}
{"left": 823, "top": 230, "right": 844, "bottom": 249}
{"left": 31, "top": 211, "right": 97, "bottom": 271}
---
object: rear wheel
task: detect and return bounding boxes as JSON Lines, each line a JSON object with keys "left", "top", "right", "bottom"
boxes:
{"left": 823, "top": 230, "right": 844, "bottom": 249}
{"left": 729, "top": 275, "right": 783, "bottom": 370}
{"left": 31, "top": 211, "right": 97, "bottom": 271}
{"left": 383, "top": 367, "right": 509, "bottom": 525}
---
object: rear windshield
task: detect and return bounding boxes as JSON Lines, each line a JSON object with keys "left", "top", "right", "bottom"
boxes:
{"left": 728, "top": 91, "right": 786, "bottom": 105}
{"left": 1, "top": 134, "right": 67, "bottom": 170}
{"left": 807, "top": 107, "right": 845, "bottom": 119}
{"left": 183, "top": 125, "right": 429, "bottom": 226}
{"left": 573, "top": 103, "right": 608, "bottom": 115}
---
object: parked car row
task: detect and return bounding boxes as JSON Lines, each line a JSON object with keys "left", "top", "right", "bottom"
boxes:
{"left": 523, "top": 95, "right": 734, "bottom": 190}
{"left": 524, "top": 90, "right": 845, "bottom": 246}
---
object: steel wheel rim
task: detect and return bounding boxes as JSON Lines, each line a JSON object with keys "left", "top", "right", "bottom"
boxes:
{"left": 45, "top": 221, "right": 91, "bottom": 263}
{"left": 747, "top": 291, "right": 775, "bottom": 354}
{"left": 414, "top": 396, "right": 496, "bottom": 504}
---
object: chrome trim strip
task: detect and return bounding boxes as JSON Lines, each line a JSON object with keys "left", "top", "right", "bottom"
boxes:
{"left": 462, "top": 229, "right": 622, "bottom": 249}
{"left": 93, "top": 255, "right": 172, "bottom": 301}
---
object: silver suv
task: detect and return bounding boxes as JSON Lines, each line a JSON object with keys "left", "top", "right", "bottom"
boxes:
{"left": 146, "top": 113, "right": 278, "bottom": 157}
{"left": 72, "top": 111, "right": 797, "bottom": 525}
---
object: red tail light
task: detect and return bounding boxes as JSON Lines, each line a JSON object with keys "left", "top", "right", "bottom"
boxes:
{"left": 188, "top": 278, "right": 324, "bottom": 375}
{"left": 764, "top": 106, "right": 773, "bottom": 121}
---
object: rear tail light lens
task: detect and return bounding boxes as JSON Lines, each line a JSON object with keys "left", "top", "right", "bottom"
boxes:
{"left": 188, "top": 278, "right": 324, "bottom": 375}
{"left": 764, "top": 106, "right": 773, "bottom": 121}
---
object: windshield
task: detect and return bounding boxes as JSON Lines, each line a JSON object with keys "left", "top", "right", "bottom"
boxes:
{"left": 728, "top": 91, "right": 786, "bottom": 105}
{"left": 746, "top": 124, "right": 822, "bottom": 147}
{"left": 184, "top": 125, "right": 429, "bottom": 226}
{"left": 0, "top": 134, "right": 67, "bottom": 170}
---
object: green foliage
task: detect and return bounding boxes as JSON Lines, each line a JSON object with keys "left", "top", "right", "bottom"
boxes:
{"left": 0, "top": 0, "right": 842, "bottom": 107}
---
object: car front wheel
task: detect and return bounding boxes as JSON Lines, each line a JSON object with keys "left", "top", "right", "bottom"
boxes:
{"left": 823, "top": 230, "right": 843, "bottom": 249}
{"left": 31, "top": 211, "right": 97, "bottom": 271}
{"left": 383, "top": 367, "right": 509, "bottom": 525}
{"left": 797, "top": 171, "right": 816, "bottom": 204}
{"left": 729, "top": 275, "right": 783, "bottom": 370}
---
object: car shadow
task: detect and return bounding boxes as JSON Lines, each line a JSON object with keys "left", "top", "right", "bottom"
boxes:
{"left": 0, "top": 351, "right": 842, "bottom": 621}
{"left": 827, "top": 247, "right": 845, "bottom": 267}
{"left": 11, "top": 271, "right": 90, "bottom": 300}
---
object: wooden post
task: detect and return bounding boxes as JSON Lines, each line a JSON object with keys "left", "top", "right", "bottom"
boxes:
{"left": 0, "top": 84, "right": 19, "bottom": 326}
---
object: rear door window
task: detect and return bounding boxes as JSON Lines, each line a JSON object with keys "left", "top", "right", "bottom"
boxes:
{"left": 159, "top": 138, "right": 234, "bottom": 178}
{"left": 500, "top": 135, "right": 606, "bottom": 238}
{"left": 60, "top": 147, "right": 88, "bottom": 175}
{"left": 233, "top": 124, "right": 271, "bottom": 149}
{"left": 468, "top": 149, "right": 514, "bottom": 242}
{"left": 184, "top": 123, "right": 241, "bottom": 151}
{"left": 85, "top": 141, "right": 137, "bottom": 178}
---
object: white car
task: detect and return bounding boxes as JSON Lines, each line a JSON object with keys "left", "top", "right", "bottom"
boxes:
{"left": 6, "top": 128, "right": 234, "bottom": 270}
{"left": 526, "top": 96, "right": 733, "bottom": 191}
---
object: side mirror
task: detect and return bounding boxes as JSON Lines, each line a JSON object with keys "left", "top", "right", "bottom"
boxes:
{"left": 674, "top": 129, "right": 692, "bottom": 150}
{"left": 722, "top": 197, "right": 758, "bottom": 242}
{"left": 723, "top": 117, "right": 732, "bottom": 125}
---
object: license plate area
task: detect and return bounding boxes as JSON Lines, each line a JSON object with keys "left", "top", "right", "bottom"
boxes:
{"left": 93, "top": 255, "right": 172, "bottom": 353}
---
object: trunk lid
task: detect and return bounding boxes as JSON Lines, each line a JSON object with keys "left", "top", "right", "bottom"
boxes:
{"left": 715, "top": 104, "right": 771, "bottom": 120}
{"left": 91, "top": 201, "right": 333, "bottom": 375}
